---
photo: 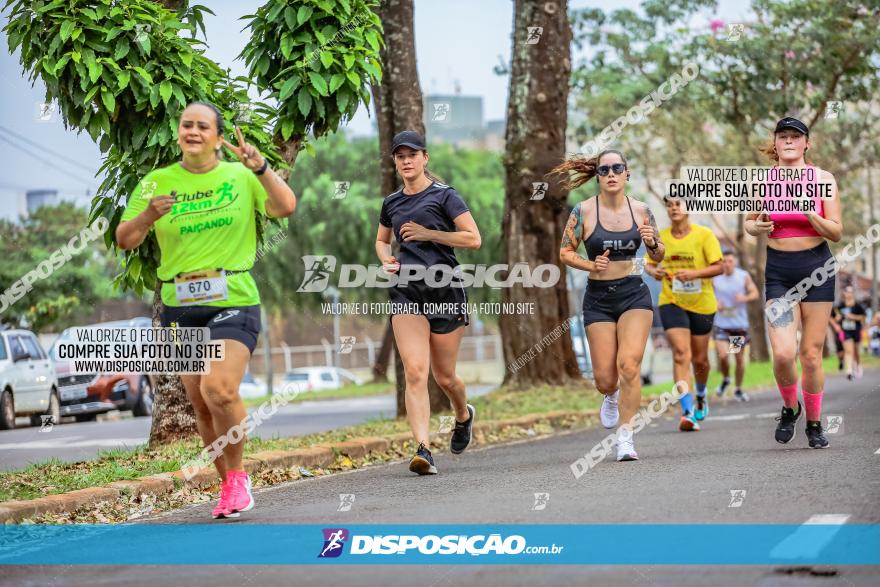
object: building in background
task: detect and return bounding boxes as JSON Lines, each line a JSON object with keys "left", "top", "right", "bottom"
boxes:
{"left": 0, "top": 189, "right": 91, "bottom": 222}
{"left": 26, "top": 189, "right": 60, "bottom": 213}
{"left": 422, "top": 94, "right": 506, "bottom": 152}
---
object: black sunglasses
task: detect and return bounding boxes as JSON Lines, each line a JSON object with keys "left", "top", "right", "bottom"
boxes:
{"left": 597, "top": 163, "right": 627, "bottom": 177}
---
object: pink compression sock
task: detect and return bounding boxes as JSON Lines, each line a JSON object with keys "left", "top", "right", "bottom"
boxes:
{"left": 803, "top": 390, "right": 824, "bottom": 422}
{"left": 777, "top": 382, "right": 798, "bottom": 408}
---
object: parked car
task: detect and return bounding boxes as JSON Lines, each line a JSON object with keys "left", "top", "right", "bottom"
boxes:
{"left": 49, "top": 318, "right": 155, "bottom": 422}
{"left": 0, "top": 328, "right": 60, "bottom": 429}
{"left": 280, "top": 367, "right": 363, "bottom": 394}
{"left": 238, "top": 372, "right": 268, "bottom": 398}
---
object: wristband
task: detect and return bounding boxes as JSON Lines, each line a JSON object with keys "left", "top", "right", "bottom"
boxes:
{"left": 646, "top": 240, "right": 658, "bottom": 251}
{"left": 254, "top": 159, "right": 269, "bottom": 176}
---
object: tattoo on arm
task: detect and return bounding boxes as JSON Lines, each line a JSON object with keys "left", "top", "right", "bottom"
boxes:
{"left": 646, "top": 207, "right": 664, "bottom": 260}
{"left": 560, "top": 202, "right": 583, "bottom": 251}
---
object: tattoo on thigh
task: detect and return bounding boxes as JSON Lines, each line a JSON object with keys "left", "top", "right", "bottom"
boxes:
{"left": 770, "top": 306, "right": 794, "bottom": 328}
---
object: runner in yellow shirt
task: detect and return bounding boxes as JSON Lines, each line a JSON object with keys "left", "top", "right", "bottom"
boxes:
{"left": 645, "top": 197, "right": 723, "bottom": 431}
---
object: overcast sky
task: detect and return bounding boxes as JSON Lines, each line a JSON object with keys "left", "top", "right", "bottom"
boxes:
{"left": 0, "top": 0, "right": 751, "bottom": 220}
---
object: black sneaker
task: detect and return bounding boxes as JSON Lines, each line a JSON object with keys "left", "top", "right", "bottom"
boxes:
{"left": 775, "top": 401, "right": 802, "bottom": 444}
{"left": 716, "top": 377, "right": 730, "bottom": 397}
{"left": 409, "top": 442, "right": 438, "bottom": 475}
{"left": 734, "top": 389, "right": 750, "bottom": 402}
{"left": 805, "top": 420, "right": 829, "bottom": 449}
{"left": 450, "top": 404, "right": 475, "bottom": 455}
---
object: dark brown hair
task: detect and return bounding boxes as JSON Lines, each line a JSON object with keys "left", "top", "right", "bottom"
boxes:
{"left": 548, "top": 149, "right": 629, "bottom": 190}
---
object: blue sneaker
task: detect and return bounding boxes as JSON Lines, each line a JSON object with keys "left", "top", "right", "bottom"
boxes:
{"left": 409, "top": 443, "right": 438, "bottom": 475}
{"left": 694, "top": 395, "right": 709, "bottom": 421}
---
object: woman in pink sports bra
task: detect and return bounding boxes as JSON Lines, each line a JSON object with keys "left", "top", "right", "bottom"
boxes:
{"left": 744, "top": 117, "right": 842, "bottom": 449}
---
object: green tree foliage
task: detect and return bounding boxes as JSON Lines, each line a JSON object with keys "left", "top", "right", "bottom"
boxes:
{"left": 240, "top": 0, "right": 383, "bottom": 146}
{"left": 0, "top": 203, "right": 121, "bottom": 332}
{"left": 570, "top": 0, "right": 880, "bottom": 201}
{"left": 3, "top": 0, "right": 283, "bottom": 295}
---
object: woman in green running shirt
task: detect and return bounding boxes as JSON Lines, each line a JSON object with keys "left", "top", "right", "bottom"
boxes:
{"left": 116, "top": 102, "right": 295, "bottom": 519}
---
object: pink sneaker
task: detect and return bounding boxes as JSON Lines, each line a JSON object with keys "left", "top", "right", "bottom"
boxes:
{"left": 224, "top": 471, "right": 254, "bottom": 517}
{"left": 211, "top": 477, "right": 232, "bottom": 519}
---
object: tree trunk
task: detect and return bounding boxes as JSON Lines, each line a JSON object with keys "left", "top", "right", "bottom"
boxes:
{"left": 499, "top": 0, "right": 581, "bottom": 388}
{"left": 371, "top": 322, "right": 393, "bottom": 382}
{"left": 274, "top": 134, "right": 303, "bottom": 180}
{"left": 147, "top": 288, "right": 198, "bottom": 447}
{"left": 372, "top": 0, "right": 450, "bottom": 415}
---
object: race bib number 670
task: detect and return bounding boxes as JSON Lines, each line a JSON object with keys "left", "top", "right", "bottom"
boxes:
{"left": 175, "top": 270, "right": 229, "bottom": 306}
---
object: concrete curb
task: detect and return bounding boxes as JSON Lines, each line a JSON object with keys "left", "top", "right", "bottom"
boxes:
{"left": 0, "top": 409, "right": 601, "bottom": 524}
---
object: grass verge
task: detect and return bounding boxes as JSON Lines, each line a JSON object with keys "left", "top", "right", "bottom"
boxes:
{"left": 241, "top": 381, "right": 395, "bottom": 408}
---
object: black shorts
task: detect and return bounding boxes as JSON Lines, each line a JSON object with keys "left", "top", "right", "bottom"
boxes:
{"left": 660, "top": 304, "right": 715, "bottom": 336}
{"left": 582, "top": 276, "right": 653, "bottom": 327}
{"left": 161, "top": 305, "right": 262, "bottom": 353}
{"left": 388, "top": 280, "right": 469, "bottom": 334}
{"left": 843, "top": 329, "right": 861, "bottom": 342}
{"left": 765, "top": 242, "right": 836, "bottom": 303}
{"left": 714, "top": 326, "right": 750, "bottom": 345}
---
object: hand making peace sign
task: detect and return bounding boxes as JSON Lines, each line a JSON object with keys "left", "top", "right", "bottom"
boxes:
{"left": 222, "top": 126, "right": 266, "bottom": 172}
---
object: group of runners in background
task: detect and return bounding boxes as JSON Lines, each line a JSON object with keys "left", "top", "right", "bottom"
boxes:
{"left": 117, "top": 103, "right": 848, "bottom": 519}
{"left": 555, "top": 116, "right": 844, "bottom": 459}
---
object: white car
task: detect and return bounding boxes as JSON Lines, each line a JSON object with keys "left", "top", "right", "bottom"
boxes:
{"left": 280, "top": 367, "right": 363, "bottom": 395}
{"left": 0, "top": 329, "right": 60, "bottom": 429}
{"left": 238, "top": 372, "right": 268, "bottom": 398}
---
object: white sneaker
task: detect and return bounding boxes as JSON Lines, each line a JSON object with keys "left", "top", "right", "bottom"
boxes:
{"left": 600, "top": 390, "right": 620, "bottom": 428}
{"left": 616, "top": 427, "right": 638, "bottom": 461}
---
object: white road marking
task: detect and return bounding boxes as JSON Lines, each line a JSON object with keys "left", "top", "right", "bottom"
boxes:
{"left": 769, "top": 514, "right": 851, "bottom": 559}
{"left": 875, "top": 448, "right": 880, "bottom": 454}
{"left": 707, "top": 414, "right": 751, "bottom": 421}
{"left": 0, "top": 438, "right": 145, "bottom": 450}
{"left": 803, "top": 514, "right": 851, "bottom": 525}
{"left": 755, "top": 412, "right": 779, "bottom": 419}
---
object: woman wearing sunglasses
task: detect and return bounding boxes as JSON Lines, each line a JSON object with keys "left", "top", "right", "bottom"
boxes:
{"left": 645, "top": 197, "right": 724, "bottom": 432}
{"left": 553, "top": 150, "right": 663, "bottom": 461}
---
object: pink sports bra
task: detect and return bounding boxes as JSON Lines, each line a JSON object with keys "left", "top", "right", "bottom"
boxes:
{"left": 767, "top": 165, "right": 824, "bottom": 239}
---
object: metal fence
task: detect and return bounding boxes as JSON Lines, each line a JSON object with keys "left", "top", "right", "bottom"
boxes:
{"left": 248, "top": 334, "right": 504, "bottom": 375}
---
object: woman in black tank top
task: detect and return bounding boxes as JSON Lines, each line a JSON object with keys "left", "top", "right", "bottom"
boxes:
{"left": 551, "top": 149, "right": 665, "bottom": 463}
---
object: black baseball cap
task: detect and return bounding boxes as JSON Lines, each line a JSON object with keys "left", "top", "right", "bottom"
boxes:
{"left": 391, "top": 130, "right": 426, "bottom": 153}
{"left": 775, "top": 117, "right": 809, "bottom": 136}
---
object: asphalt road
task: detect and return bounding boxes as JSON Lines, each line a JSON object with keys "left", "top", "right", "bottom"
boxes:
{"left": 3, "top": 371, "right": 878, "bottom": 585}
{"left": 0, "top": 385, "right": 494, "bottom": 471}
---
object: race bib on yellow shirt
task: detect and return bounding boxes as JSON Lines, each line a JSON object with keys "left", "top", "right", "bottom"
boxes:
{"left": 672, "top": 278, "right": 702, "bottom": 294}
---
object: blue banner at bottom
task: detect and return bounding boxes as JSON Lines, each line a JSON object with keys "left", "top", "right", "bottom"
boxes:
{"left": 0, "top": 524, "right": 877, "bottom": 565}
